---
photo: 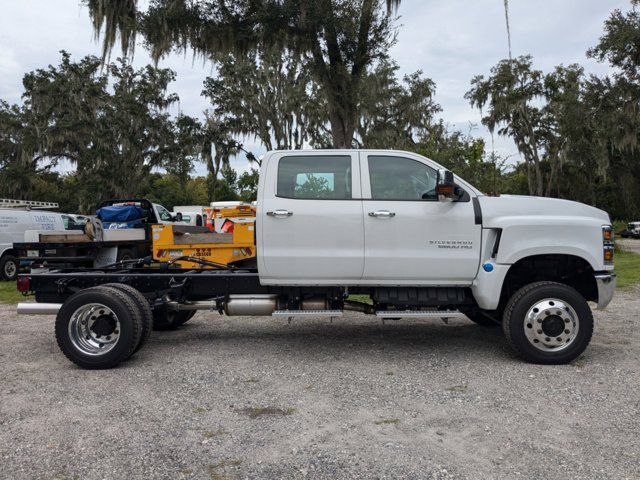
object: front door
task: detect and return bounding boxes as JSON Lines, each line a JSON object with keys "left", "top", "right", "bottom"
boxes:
{"left": 259, "top": 151, "right": 364, "bottom": 284}
{"left": 361, "top": 152, "right": 481, "bottom": 285}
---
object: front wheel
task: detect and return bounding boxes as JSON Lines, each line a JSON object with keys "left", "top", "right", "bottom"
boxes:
{"left": 502, "top": 281, "right": 593, "bottom": 364}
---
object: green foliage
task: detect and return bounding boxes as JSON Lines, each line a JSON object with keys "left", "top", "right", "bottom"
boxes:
{"left": 237, "top": 169, "right": 259, "bottom": 202}
{"left": 87, "top": 0, "right": 402, "bottom": 148}
{"left": 464, "top": 1, "right": 640, "bottom": 218}
{"left": 614, "top": 250, "right": 640, "bottom": 289}
{"left": 0, "top": 281, "right": 24, "bottom": 304}
{"left": 0, "top": 51, "right": 195, "bottom": 212}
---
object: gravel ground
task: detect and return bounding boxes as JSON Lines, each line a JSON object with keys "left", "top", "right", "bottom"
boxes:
{"left": 1, "top": 288, "right": 639, "bottom": 480}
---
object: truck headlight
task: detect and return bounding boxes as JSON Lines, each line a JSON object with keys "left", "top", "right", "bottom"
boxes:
{"left": 603, "top": 225, "right": 614, "bottom": 265}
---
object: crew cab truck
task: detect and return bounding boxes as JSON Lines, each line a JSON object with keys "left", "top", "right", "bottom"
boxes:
{"left": 14, "top": 199, "right": 179, "bottom": 269}
{"left": 16, "top": 150, "right": 616, "bottom": 368}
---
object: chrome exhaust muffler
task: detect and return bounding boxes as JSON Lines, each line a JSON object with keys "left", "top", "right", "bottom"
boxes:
{"left": 17, "top": 302, "right": 62, "bottom": 315}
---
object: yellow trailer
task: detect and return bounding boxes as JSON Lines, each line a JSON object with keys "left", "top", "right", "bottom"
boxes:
{"left": 152, "top": 221, "right": 255, "bottom": 269}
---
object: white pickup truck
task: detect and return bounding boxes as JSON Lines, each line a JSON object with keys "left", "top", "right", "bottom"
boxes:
{"left": 17, "top": 150, "right": 616, "bottom": 368}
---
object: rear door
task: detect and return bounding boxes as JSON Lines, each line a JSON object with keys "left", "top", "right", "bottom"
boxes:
{"left": 258, "top": 151, "right": 364, "bottom": 284}
{"left": 361, "top": 152, "right": 481, "bottom": 284}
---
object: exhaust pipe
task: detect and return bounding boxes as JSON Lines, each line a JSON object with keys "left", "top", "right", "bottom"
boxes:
{"left": 17, "top": 302, "right": 62, "bottom": 315}
{"left": 225, "top": 294, "right": 279, "bottom": 316}
{"left": 166, "top": 294, "right": 279, "bottom": 316}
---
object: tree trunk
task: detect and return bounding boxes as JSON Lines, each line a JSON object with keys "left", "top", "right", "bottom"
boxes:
{"left": 327, "top": 104, "right": 356, "bottom": 148}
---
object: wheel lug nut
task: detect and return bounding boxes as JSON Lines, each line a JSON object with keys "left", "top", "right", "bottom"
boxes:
{"left": 556, "top": 337, "right": 562, "bottom": 342}
{"left": 564, "top": 318, "right": 570, "bottom": 323}
{"left": 564, "top": 329, "right": 570, "bottom": 334}
{"left": 545, "top": 337, "right": 551, "bottom": 342}
{"left": 537, "top": 329, "right": 543, "bottom": 334}
{"left": 106, "top": 336, "right": 111, "bottom": 340}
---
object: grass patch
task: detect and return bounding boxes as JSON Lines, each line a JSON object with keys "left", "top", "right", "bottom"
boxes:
{"left": 193, "top": 407, "right": 207, "bottom": 414}
{"left": 445, "top": 385, "right": 468, "bottom": 393}
{"left": 347, "top": 294, "right": 372, "bottom": 305}
{"left": 615, "top": 250, "right": 640, "bottom": 289}
{"left": 206, "top": 459, "right": 242, "bottom": 480}
{"left": 374, "top": 418, "right": 399, "bottom": 425}
{"left": 0, "top": 281, "right": 23, "bottom": 304}
{"left": 202, "top": 428, "right": 228, "bottom": 439}
{"left": 572, "top": 356, "right": 587, "bottom": 368}
{"left": 235, "top": 406, "right": 295, "bottom": 419}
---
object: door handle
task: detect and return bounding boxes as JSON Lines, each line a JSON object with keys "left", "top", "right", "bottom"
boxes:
{"left": 266, "top": 209, "right": 293, "bottom": 218}
{"left": 368, "top": 210, "right": 396, "bottom": 218}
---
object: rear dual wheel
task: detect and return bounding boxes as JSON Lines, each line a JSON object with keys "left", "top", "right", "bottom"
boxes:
{"left": 55, "top": 285, "right": 152, "bottom": 369}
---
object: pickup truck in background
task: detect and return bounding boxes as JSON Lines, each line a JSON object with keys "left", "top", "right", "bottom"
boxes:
{"left": 17, "top": 150, "right": 616, "bottom": 368}
{"left": 619, "top": 221, "right": 640, "bottom": 239}
{"left": 14, "top": 199, "right": 179, "bottom": 269}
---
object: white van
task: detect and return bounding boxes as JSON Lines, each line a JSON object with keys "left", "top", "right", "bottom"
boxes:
{"left": 0, "top": 209, "right": 68, "bottom": 280}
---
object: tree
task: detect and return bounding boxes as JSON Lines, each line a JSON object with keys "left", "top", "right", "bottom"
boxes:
{"left": 17, "top": 52, "right": 181, "bottom": 210}
{"left": 203, "top": 47, "right": 319, "bottom": 150}
{"left": 585, "top": 0, "right": 640, "bottom": 218}
{"left": 86, "top": 0, "right": 402, "bottom": 148}
{"left": 237, "top": 168, "right": 259, "bottom": 202}
{"left": 356, "top": 58, "right": 440, "bottom": 149}
{"left": 0, "top": 101, "right": 40, "bottom": 198}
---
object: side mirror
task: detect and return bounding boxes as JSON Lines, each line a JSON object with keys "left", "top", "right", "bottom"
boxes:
{"left": 436, "top": 169, "right": 456, "bottom": 201}
{"left": 174, "top": 212, "right": 183, "bottom": 222}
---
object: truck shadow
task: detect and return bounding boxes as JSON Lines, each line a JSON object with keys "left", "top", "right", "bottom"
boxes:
{"left": 151, "top": 316, "right": 510, "bottom": 359}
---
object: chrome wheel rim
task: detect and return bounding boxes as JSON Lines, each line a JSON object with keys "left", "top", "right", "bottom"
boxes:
{"left": 524, "top": 298, "right": 579, "bottom": 352}
{"left": 4, "top": 260, "right": 16, "bottom": 279}
{"left": 68, "top": 303, "right": 121, "bottom": 355}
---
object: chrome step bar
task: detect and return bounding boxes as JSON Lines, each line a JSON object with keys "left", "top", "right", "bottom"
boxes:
{"left": 375, "top": 309, "right": 465, "bottom": 318}
{"left": 272, "top": 310, "right": 344, "bottom": 317}
{"left": 17, "top": 302, "right": 62, "bottom": 315}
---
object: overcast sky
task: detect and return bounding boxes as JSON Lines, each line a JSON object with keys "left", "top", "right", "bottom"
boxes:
{"left": 0, "top": 0, "right": 629, "bottom": 175}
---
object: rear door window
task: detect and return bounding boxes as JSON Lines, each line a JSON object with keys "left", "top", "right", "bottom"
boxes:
{"left": 277, "top": 156, "right": 352, "bottom": 199}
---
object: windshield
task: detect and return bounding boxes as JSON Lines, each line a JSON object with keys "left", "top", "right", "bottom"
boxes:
{"left": 156, "top": 205, "right": 173, "bottom": 221}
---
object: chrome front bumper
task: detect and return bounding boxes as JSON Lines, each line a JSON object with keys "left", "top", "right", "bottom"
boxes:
{"left": 595, "top": 273, "right": 616, "bottom": 309}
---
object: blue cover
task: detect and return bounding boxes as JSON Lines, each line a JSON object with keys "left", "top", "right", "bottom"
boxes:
{"left": 97, "top": 205, "right": 145, "bottom": 223}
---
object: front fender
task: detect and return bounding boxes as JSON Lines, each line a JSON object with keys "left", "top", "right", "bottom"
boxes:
{"left": 491, "top": 217, "right": 605, "bottom": 271}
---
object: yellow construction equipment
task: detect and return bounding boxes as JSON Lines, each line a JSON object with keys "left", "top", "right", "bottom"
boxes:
{"left": 152, "top": 220, "right": 256, "bottom": 269}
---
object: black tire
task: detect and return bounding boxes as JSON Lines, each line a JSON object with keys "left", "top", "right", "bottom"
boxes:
{"left": 502, "top": 281, "right": 593, "bottom": 364}
{"left": 153, "top": 308, "right": 196, "bottom": 330}
{"left": 1, "top": 254, "right": 18, "bottom": 281}
{"left": 55, "top": 287, "right": 143, "bottom": 369}
{"left": 460, "top": 307, "right": 500, "bottom": 327}
{"left": 101, "top": 283, "right": 152, "bottom": 353}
